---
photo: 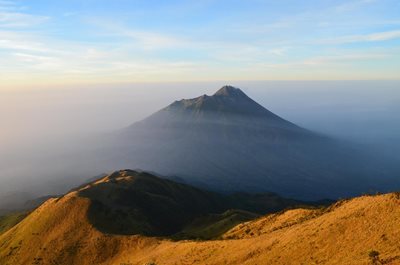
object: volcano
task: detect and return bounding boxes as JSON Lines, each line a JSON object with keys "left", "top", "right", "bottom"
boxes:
{"left": 99, "top": 86, "right": 394, "bottom": 200}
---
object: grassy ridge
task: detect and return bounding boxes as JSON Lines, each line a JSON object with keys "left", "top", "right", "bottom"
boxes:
{"left": 175, "top": 209, "right": 260, "bottom": 240}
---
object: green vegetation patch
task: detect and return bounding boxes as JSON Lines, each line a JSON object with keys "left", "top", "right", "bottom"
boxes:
{"left": 0, "top": 211, "right": 28, "bottom": 235}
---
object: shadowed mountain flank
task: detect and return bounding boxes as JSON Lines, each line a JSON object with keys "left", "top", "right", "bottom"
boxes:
{"left": 77, "top": 170, "right": 315, "bottom": 237}
{"left": 78, "top": 170, "right": 228, "bottom": 236}
{"left": 96, "top": 86, "right": 397, "bottom": 200}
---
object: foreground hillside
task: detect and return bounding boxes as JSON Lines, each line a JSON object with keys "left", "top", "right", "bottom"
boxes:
{"left": 1, "top": 171, "right": 399, "bottom": 264}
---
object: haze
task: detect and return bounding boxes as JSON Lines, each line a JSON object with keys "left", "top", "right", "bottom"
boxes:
{"left": 0, "top": 80, "right": 399, "bottom": 199}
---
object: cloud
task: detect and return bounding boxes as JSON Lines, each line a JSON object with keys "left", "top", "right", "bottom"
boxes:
{"left": 268, "top": 47, "right": 289, "bottom": 56}
{"left": 0, "top": 31, "right": 51, "bottom": 52}
{"left": 0, "top": 11, "right": 48, "bottom": 27}
{"left": 12, "top": 52, "right": 61, "bottom": 71}
{"left": 0, "top": 0, "right": 17, "bottom": 11}
{"left": 318, "top": 30, "right": 400, "bottom": 44}
{"left": 118, "top": 29, "right": 189, "bottom": 50}
{"left": 87, "top": 19, "right": 192, "bottom": 51}
{"left": 88, "top": 17, "right": 296, "bottom": 64}
{"left": 252, "top": 52, "right": 389, "bottom": 70}
{"left": 335, "top": 0, "right": 377, "bottom": 12}
{"left": 63, "top": 11, "right": 79, "bottom": 17}
{"left": 0, "top": 0, "right": 48, "bottom": 28}
{"left": 362, "top": 30, "right": 400, "bottom": 41}
{"left": 303, "top": 53, "right": 388, "bottom": 65}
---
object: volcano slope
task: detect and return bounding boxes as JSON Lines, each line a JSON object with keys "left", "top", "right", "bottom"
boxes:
{"left": 1, "top": 170, "right": 400, "bottom": 265}
{"left": 97, "top": 85, "right": 398, "bottom": 200}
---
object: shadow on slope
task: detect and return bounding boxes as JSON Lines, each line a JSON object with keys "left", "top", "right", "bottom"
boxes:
{"left": 78, "top": 170, "right": 330, "bottom": 239}
{"left": 0, "top": 211, "right": 28, "bottom": 235}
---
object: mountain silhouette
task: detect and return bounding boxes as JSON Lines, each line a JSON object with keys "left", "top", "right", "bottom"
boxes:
{"left": 98, "top": 86, "right": 395, "bottom": 200}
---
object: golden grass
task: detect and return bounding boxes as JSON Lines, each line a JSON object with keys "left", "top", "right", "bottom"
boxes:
{"left": 1, "top": 192, "right": 400, "bottom": 264}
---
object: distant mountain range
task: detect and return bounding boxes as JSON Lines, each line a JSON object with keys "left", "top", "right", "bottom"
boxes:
{"left": 96, "top": 85, "right": 398, "bottom": 200}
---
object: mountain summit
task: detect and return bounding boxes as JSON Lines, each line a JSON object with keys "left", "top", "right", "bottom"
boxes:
{"left": 164, "top": 86, "right": 289, "bottom": 121}
{"left": 99, "top": 86, "right": 393, "bottom": 200}
{"left": 213, "top": 85, "right": 247, "bottom": 96}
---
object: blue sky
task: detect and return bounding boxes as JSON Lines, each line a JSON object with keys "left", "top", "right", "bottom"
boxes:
{"left": 1, "top": 0, "right": 400, "bottom": 87}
